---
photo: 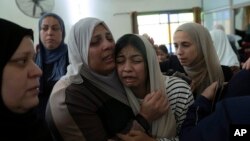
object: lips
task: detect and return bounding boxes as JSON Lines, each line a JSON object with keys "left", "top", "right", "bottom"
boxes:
{"left": 103, "top": 54, "right": 114, "bottom": 63}
{"left": 46, "top": 39, "right": 55, "bottom": 43}
{"left": 122, "top": 76, "right": 136, "bottom": 84}
{"left": 27, "top": 85, "right": 39, "bottom": 95}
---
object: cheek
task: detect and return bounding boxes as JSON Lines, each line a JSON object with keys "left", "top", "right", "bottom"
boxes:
{"left": 137, "top": 65, "right": 146, "bottom": 79}
{"left": 1, "top": 72, "right": 26, "bottom": 108}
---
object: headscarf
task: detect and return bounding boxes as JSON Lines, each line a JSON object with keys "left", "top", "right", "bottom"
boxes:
{"left": 210, "top": 29, "right": 240, "bottom": 67}
{"left": 115, "top": 34, "right": 176, "bottom": 138}
{"left": 59, "top": 17, "right": 128, "bottom": 105}
{"left": 175, "top": 22, "right": 224, "bottom": 95}
{"left": 35, "top": 13, "right": 68, "bottom": 82}
{"left": 0, "top": 18, "right": 40, "bottom": 138}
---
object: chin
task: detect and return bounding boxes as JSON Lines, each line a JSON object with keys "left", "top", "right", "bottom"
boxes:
{"left": 28, "top": 97, "right": 39, "bottom": 109}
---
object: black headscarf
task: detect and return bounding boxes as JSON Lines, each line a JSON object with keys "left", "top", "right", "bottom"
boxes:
{"left": 0, "top": 18, "right": 33, "bottom": 110}
{"left": 0, "top": 18, "right": 47, "bottom": 140}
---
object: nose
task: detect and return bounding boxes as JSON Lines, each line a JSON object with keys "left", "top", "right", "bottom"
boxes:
{"left": 175, "top": 46, "right": 183, "bottom": 56}
{"left": 122, "top": 61, "right": 133, "bottom": 72}
{"left": 102, "top": 39, "right": 115, "bottom": 50}
{"left": 47, "top": 27, "right": 54, "bottom": 35}
{"left": 29, "top": 61, "right": 43, "bottom": 78}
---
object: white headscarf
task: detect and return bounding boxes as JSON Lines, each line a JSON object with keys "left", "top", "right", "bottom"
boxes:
{"left": 120, "top": 34, "right": 176, "bottom": 138}
{"left": 210, "top": 29, "right": 240, "bottom": 67}
{"left": 61, "top": 17, "right": 128, "bottom": 105}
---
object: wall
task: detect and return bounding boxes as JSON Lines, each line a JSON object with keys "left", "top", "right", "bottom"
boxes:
{"left": 0, "top": 0, "right": 201, "bottom": 44}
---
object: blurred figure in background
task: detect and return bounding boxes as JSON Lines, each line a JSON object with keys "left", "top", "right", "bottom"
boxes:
{"left": 156, "top": 44, "right": 169, "bottom": 63}
{"left": 210, "top": 29, "right": 240, "bottom": 74}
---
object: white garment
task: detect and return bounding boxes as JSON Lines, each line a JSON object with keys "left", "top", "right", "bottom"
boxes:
{"left": 210, "top": 29, "right": 240, "bottom": 67}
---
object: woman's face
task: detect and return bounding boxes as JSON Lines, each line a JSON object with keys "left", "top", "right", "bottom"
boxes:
{"left": 173, "top": 31, "right": 198, "bottom": 67}
{"left": 116, "top": 45, "right": 146, "bottom": 89}
{"left": 40, "top": 16, "right": 63, "bottom": 50}
{"left": 88, "top": 24, "right": 115, "bottom": 76}
{"left": 1, "top": 37, "right": 42, "bottom": 113}
{"left": 156, "top": 49, "right": 168, "bottom": 62}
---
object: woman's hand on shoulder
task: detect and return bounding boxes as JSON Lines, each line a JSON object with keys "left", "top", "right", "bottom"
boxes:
{"left": 201, "top": 81, "right": 218, "bottom": 101}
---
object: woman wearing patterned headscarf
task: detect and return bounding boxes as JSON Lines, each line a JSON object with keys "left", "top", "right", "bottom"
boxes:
{"left": 35, "top": 13, "right": 69, "bottom": 120}
{"left": 0, "top": 18, "right": 52, "bottom": 141}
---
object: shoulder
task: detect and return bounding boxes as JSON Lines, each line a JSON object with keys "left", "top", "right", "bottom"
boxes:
{"left": 165, "top": 76, "right": 191, "bottom": 92}
{"left": 165, "top": 76, "right": 193, "bottom": 104}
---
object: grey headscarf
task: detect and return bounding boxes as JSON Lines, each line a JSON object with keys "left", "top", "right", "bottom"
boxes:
{"left": 61, "top": 17, "right": 128, "bottom": 105}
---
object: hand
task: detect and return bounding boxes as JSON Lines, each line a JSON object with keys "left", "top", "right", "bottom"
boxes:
{"left": 139, "top": 90, "right": 169, "bottom": 123}
{"left": 201, "top": 81, "right": 218, "bottom": 101}
{"left": 242, "top": 57, "right": 250, "bottom": 70}
{"left": 117, "top": 130, "right": 156, "bottom": 141}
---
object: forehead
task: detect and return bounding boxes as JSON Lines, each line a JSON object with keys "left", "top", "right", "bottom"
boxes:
{"left": 41, "top": 16, "right": 60, "bottom": 26}
{"left": 92, "top": 24, "right": 108, "bottom": 35}
{"left": 174, "top": 31, "right": 193, "bottom": 42}
{"left": 119, "top": 45, "right": 141, "bottom": 55}
{"left": 12, "top": 37, "right": 34, "bottom": 56}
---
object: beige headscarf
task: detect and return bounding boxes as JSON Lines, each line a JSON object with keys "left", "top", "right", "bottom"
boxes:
{"left": 119, "top": 34, "right": 176, "bottom": 138}
{"left": 175, "top": 22, "right": 224, "bottom": 95}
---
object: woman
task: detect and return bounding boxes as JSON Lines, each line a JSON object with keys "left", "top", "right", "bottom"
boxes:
{"left": 46, "top": 18, "right": 166, "bottom": 141}
{"left": 210, "top": 29, "right": 240, "bottom": 74}
{"left": 35, "top": 13, "right": 68, "bottom": 120}
{"left": 115, "top": 34, "right": 194, "bottom": 140}
{"left": 0, "top": 18, "right": 52, "bottom": 141}
{"left": 173, "top": 22, "right": 233, "bottom": 99}
{"left": 156, "top": 44, "right": 169, "bottom": 63}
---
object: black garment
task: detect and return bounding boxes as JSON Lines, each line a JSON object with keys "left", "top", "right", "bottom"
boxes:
{"left": 225, "top": 70, "right": 250, "bottom": 98}
{"left": 221, "top": 65, "right": 234, "bottom": 82}
{"left": 1, "top": 109, "right": 52, "bottom": 141}
{"left": 180, "top": 96, "right": 250, "bottom": 141}
{"left": 160, "top": 55, "right": 186, "bottom": 75}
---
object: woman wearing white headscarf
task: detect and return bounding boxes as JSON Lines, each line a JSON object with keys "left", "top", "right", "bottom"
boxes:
{"left": 210, "top": 29, "right": 240, "bottom": 73}
{"left": 115, "top": 34, "right": 194, "bottom": 140}
{"left": 46, "top": 18, "right": 167, "bottom": 141}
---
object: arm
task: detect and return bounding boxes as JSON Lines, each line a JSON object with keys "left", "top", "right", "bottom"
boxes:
{"left": 179, "top": 82, "right": 218, "bottom": 141}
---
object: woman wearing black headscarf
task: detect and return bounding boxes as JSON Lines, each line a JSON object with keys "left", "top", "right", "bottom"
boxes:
{"left": 0, "top": 18, "right": 52, "bottom": 141}
{"left": 35, "top": 13, "right": 69, "bottom": 120}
